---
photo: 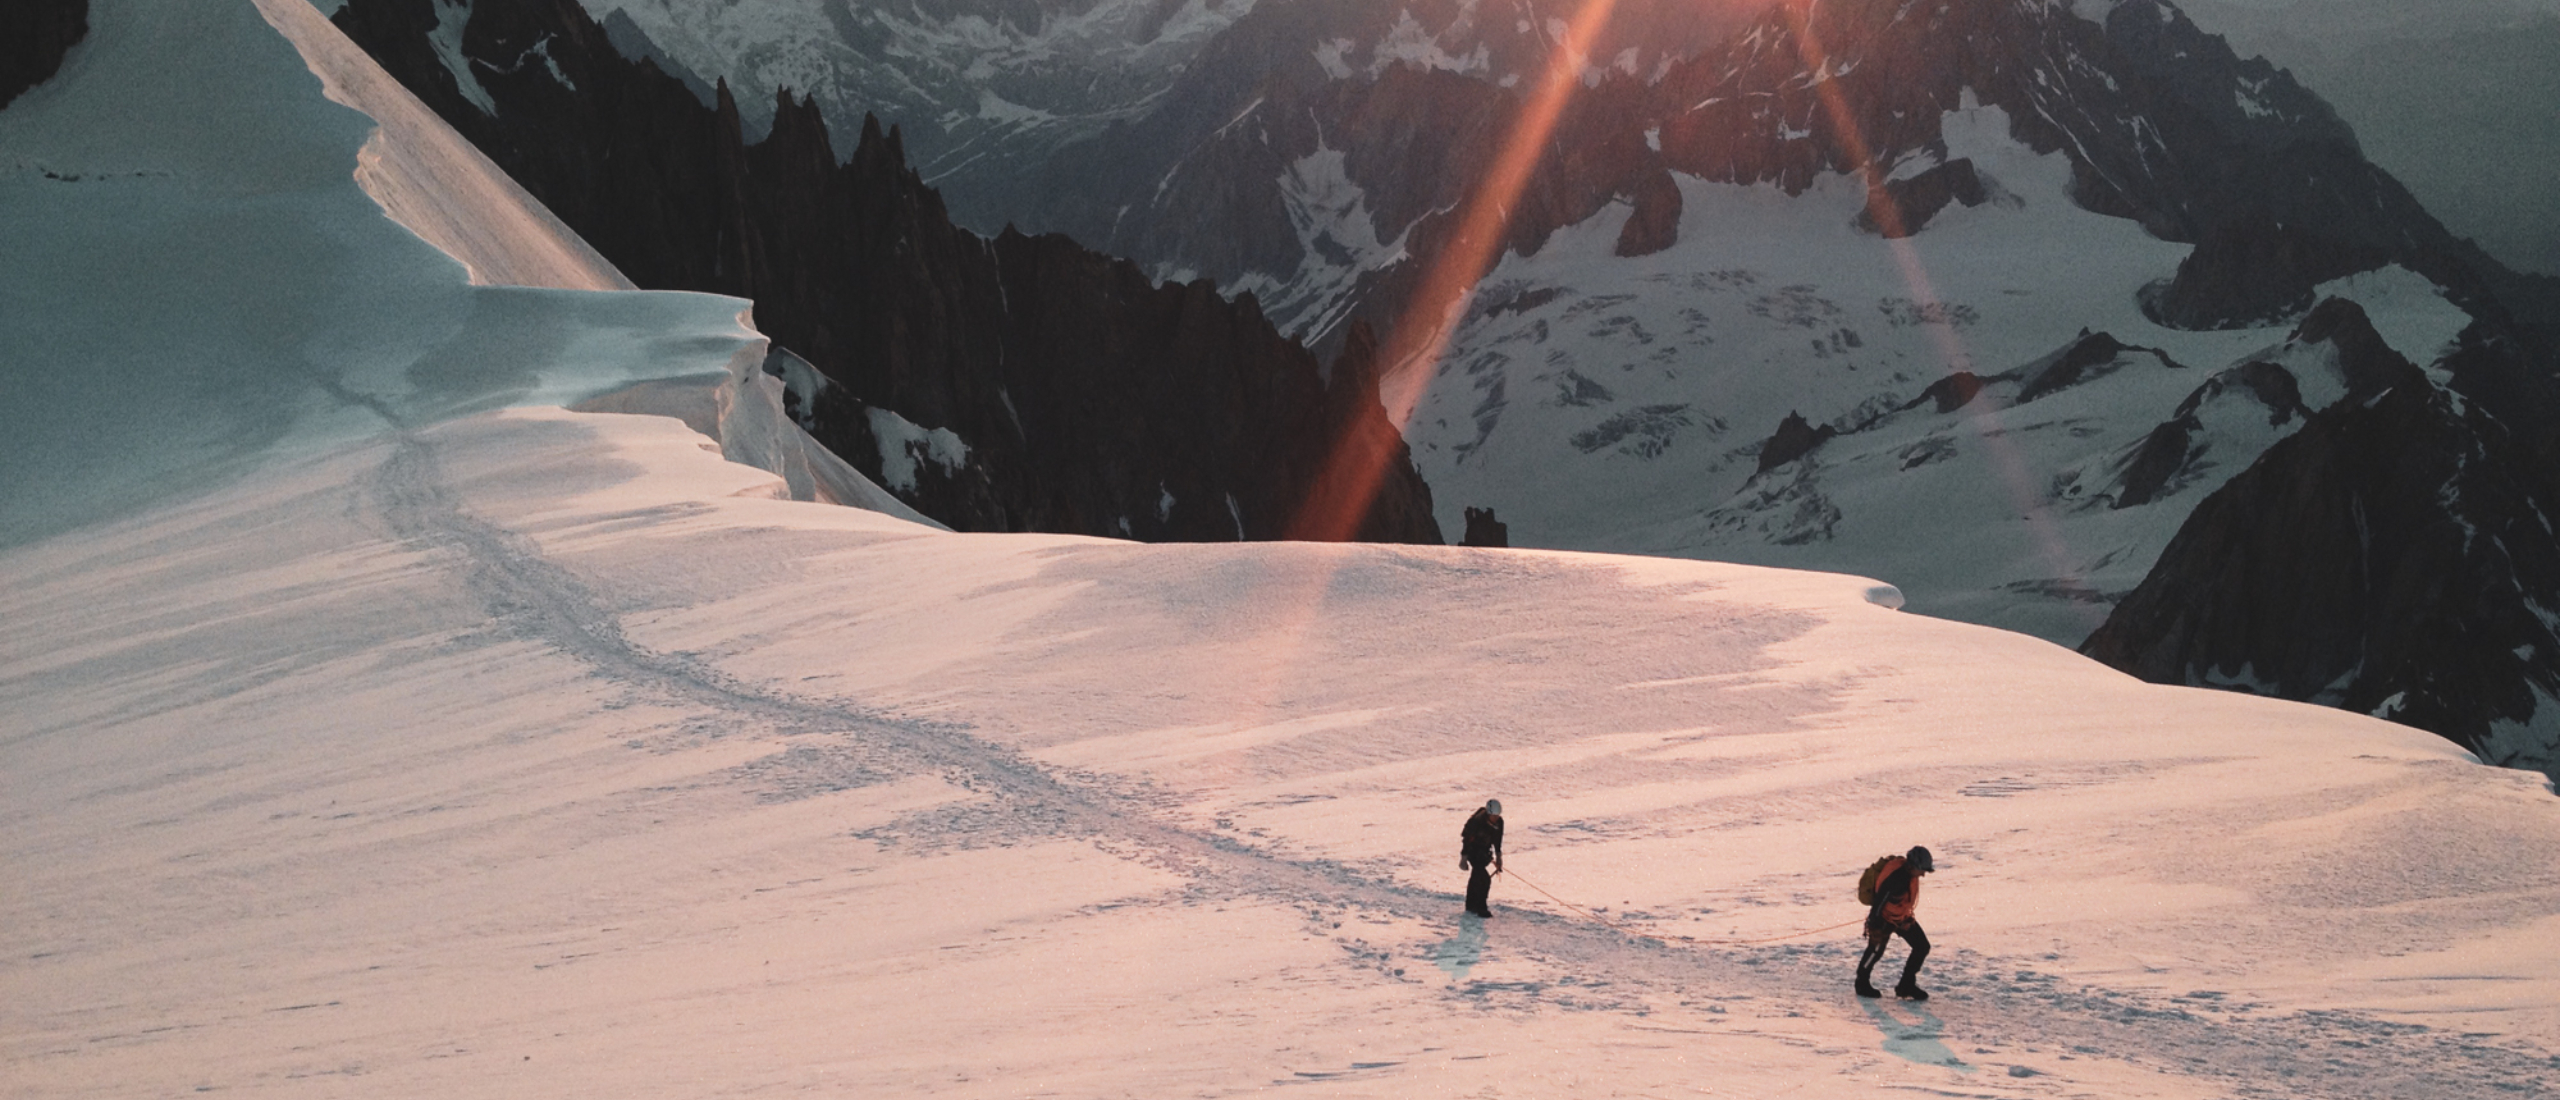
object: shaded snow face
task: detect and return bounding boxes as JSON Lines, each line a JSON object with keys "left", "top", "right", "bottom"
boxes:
{"left": 0, "top": 0, "right": 763, "bottom": 549}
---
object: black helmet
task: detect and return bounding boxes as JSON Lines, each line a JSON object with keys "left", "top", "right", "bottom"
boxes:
{"left": 1906, "top": 845, "right": 1935, "bottom": 874}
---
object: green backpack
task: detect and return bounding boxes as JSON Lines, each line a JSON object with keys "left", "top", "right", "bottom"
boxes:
{"left": 1855, "top": 855, "right": 1901, "bottom": 906}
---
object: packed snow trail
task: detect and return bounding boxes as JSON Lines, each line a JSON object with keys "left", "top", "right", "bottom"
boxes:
{"left": 366, "top": 427, "right": 2560, "bottom": 1099}
{"left": 11, "top": 0, "right": 2554, "bottom": 1092}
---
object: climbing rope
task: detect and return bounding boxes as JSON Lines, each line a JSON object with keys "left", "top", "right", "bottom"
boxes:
{"left": 1502, "top": 866, "right": 1867, "bottom": 947}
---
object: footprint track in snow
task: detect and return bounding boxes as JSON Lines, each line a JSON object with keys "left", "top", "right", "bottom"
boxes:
{"left": 371, "top": 430, "right": 2560, "bottom": 1099}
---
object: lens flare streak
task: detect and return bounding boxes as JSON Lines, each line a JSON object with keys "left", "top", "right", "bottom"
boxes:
{"left": 1287, "top": 0, "right": 1624, "bottom": 542}
{"left": 1778, "top": 1, "right": 2093, "bottom": 623}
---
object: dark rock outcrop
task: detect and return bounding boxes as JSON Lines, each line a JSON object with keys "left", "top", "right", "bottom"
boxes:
{"left": 1906, "top": 371, "right": 1985, "bottom": 415}
{"left": 2086, "top": 310, "right": 2560, "bottom": 779}
{"left": 1, "top": 0, "right": 86, "bottom": 110}
{"left": 1460, "top": 506, "right": 1509, "bottom": 549}
{"left": 1614, "top": 167, "right": 1683, "bottom": 258}
{"left": 1855, "top": 159, "right": 1992, "bottom": 239}
{"left": 2140, "top": 219, "right": 2395, "bottom": 330}
{"left": 1757, "top": 411, "right": 1838, "bottom": 474}
{"left": 2112, "top": 360, "right": 2304, "bottom": 509}
{"left": 333, "top": 0, "right": 1440, "bottom": 544}
{"left": 2011, "top": 331, "right": 2159, "bottom": 404}
{"left": 596, "top": 9, "right": 715, "bottom": 108}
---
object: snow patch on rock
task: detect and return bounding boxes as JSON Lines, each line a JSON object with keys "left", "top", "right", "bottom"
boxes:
{"left": 1227, "top": 143, "right": 1412, "bottom": 343}
{"left": 428, "top": 0, "right": 496, "bottom": 115}
{"left": 1368, "top": 9, "right": 1492, "bottom": 77}
{"left": 866, "top": 407, "right": 972, "bottom": 492}
{"left": 2313, "top": 265, "right": 2472, "bottom": 369}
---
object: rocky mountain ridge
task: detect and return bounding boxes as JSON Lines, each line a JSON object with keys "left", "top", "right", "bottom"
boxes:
{"left": 333, "top": 0, "right": 1441, "bottom": 544}
{"left": 577, "top": 0, "right": 1759, "bottom": 244}
{"left": 1030, "top": 0, "right": 2555, "bottom": 351}
{"left": 1, "top": 0, "right": 88, "bottom": 110}
{"left": 2086, "top": 300, "right": 2560, "bottom": 777}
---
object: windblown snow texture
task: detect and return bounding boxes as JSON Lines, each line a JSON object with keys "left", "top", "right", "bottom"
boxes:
{"left": 10, "top": 391, "right": 2559, "bottom": 1098}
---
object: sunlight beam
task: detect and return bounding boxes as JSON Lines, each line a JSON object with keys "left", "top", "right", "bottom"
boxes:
{"left": 1286, "top": 0, "right": 1623, "bottom": 542}
{"left": 1778, "top": 0, "right": 2095, "bottom": 627}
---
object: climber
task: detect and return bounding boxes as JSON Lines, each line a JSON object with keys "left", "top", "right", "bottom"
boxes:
{"left": 1856, "top": 845, "right": 1935, "bottom": 1000}
{"left": 1460, "top": 799, "right": 1504, "bottom": 917}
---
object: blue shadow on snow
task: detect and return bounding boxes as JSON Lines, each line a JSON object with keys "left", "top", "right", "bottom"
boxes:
{"left": 1432, "top": 916, "right": 1487, "bottom": 979}
{"left": 1858, "top": 997, "right": 1974, "bottom": 1072}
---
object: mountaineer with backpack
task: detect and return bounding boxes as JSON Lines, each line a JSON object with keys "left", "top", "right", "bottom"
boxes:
{"left": 1855, "top": 845, "right": 1935, "bottom": 1000}
{"left": 1459, "top": 799, "right": 1504, "bottom": 917}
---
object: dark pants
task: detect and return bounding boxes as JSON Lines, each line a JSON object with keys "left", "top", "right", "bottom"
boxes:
{"left": 1464, "top": 850, "right": 1494, "bottom": 915}
{"left": 1858, "top": 920, "right": 1929, "bottom": 983}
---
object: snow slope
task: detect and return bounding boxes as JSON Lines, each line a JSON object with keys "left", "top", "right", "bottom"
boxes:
{"left": 3, "top": 2, "right": 2558, "bottom": 1098}
{"left": 270, "top": 0, "right": 635, "bottom": 293}
{"left": 8, "top": 385, "right": 2560, "bottom": 1099}
{"left": 0, "top": 0, "right": 927, "bottom": 549}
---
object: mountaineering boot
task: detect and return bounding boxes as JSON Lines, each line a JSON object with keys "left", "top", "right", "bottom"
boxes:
{"left": 1894, "top": 978, "right": 1929, "bottom": 1001}
{"left": 1854, "top": 974, "right": 1882, "bottom": 998}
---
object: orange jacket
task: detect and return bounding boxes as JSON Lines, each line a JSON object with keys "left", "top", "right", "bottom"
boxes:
{"left": 1872, "top": 856, "right": 1920, "bottom": 926}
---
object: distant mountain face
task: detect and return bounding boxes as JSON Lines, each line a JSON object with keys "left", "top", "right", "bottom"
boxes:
{"left": 2085, "top": 300, "right": 2560, "bottom": 779}
{"left": 2180, "top": 0, "right": 2560, "bottom": 279}
{"left": 1024, "top": 0, "right": 2545, "bottom": 345}
{"left": 577, "top": 0, "right": 1756, "bottom": 247}
{"left": 575, "top": 0, "right": 1255, "bottom": 230}
{"left": 581, "top": 0, "right": 2556, "bottom": 340}
{"left": 333, "top": 0, "right": 1442, "bottom": 545}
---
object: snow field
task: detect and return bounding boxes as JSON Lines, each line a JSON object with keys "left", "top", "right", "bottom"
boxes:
{"left": 8, "top": 405, "right": 2556, "bottom": 1099}
{"left": 4, "top": 0, "right": 2557, "bottom": 1096}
